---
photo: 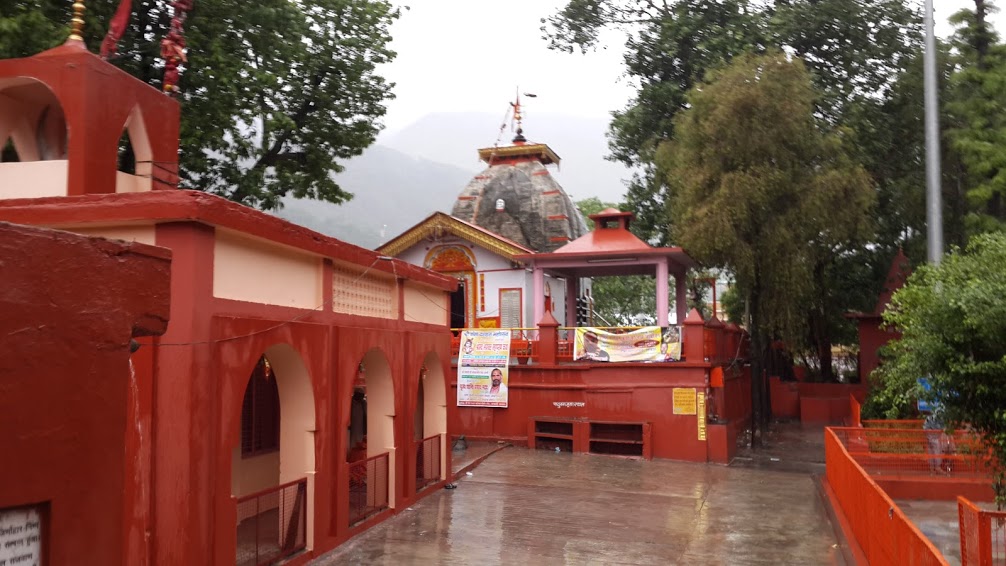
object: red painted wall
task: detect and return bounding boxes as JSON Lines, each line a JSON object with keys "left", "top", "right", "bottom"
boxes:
{"left": 450, "top": 363, "right": 739, "bottom": 462}
{"left": 0, "top": 222, "right": 170, "bottom": 566}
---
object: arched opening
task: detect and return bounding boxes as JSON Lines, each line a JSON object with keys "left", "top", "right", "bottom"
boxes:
{"left": 115, "top": 106, "right": 153, "bottom": 193}
{"left": 347, "top": 349, "right": 396, "bottom": 524}
{"left": 232, "top": 345, "right": 315, "bottom": 565}
{"left": 416, "top": 352, "right": 447, "bottom": 491}
{"left": 0, "top": 77, "right": 68, "bottom": 198}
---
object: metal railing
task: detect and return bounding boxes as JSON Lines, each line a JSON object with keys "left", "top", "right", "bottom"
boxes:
{"left": 830, "top": 427, "right": 989, "bottom": 478}
{"left": 235, "top": 478, "right": 307, "bottom": 566}
{"left": 415, "top": 434, "right": 442, "bottom": 491}
{"left": 825, "top": 428, "right": 948, "bottom": 565}
{"left": 959, "top": 496, "right": 1006, "bottom": 565}
{"left": 416, "top": 434, "right": 444, "bottom": 492}
{"left": 348, "top": 452, "right": 389, "bottom": 526}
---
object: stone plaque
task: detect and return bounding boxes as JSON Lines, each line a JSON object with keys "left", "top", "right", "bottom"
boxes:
{"left": 0, "top": 505, "right": 41, "bottom": 566}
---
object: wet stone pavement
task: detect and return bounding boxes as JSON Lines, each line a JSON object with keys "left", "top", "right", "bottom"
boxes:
{"left": 312, "top": 442, "right": 842, "bottom": 565}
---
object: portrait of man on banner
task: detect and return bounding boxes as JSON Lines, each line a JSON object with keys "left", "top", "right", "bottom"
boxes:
{"left": 457, "top": 329, "right": 511, "bottom": 408}
{"left": 660, "top": 326, "right": 682, "bottom": 362}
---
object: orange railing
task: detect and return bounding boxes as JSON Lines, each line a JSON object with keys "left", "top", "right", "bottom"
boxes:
{"left": 831, "top": 427, "right": 989, "bottom": 479}
{"left": 959, "top": 496, "right": 1006, "bottom": 565}
{"left": 825, "top": 428, "right": 949, "bottom": 565}
{"left": 235, "top": 478, "right": 307, "bottom": 566}
{"left": 415, "top": 434, "right": 441, "bottom": 491}
{"left": 348, "top": 452, "right": 389, "bottom": 525}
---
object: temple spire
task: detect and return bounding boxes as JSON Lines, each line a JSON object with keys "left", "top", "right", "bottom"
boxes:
{"left": 510, "top": 90, "right": 536, "bottom": 144}
{"left": 68, "top": 0, "right": 86, "bottom": 43}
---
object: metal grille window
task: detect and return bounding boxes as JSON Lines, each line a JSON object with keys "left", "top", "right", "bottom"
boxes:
{"left": 241, "top": 356, "right": 280, "bottom": 458}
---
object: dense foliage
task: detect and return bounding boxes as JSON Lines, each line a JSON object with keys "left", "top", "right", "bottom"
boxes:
{"left": 665, "top": 52, "right": 874, "bottom": 433}
{"left": 0, "top": 0, "right": 399, "bottom": 210}
{"left": 875, "top": 233, "right": 1006, "bottom": 505}
{"left": 545, "top": 0, "right": 1006, "bottom": 386}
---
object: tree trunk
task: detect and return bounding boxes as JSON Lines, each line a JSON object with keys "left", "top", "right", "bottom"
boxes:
{"left": 748, "top": 283, "right": 768, "bottom": 448}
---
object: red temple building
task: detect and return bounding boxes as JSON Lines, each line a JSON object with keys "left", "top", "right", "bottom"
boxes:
{"left": 0, "top": 32, "right": 456, "bottom": 566}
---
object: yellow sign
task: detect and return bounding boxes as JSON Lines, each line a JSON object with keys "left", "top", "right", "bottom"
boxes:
{"left": 697, "top": 393, "right": 707, "bottom": 441}
{"left": 672, "top": 388, "right": 697, "bottom": 415}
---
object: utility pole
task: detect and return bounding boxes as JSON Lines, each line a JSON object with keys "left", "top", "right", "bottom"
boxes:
{"left": 924, "top": 0, "right": 944, "bottom": 264}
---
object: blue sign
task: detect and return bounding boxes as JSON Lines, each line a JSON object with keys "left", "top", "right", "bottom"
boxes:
{"left": 917, "top": 377, "right": 934, "bottom": 412}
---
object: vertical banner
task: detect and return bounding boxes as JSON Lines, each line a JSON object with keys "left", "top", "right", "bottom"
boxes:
{"left": 572, "top": 326, "right": 681, "bottom": 362}
{"left": 697, "top": 392, "right": 707, "bottom": 441}
{"left": 457, "top": 329, "right": 511, "bottom": 408}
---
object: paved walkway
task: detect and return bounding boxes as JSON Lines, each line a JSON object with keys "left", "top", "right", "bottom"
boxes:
{"left": 313, "top": 445, "right": 842, "bottom": 565}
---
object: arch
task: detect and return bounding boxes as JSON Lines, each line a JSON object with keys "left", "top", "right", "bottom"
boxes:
{"left": 359, "top": 349, "right": 395, "bottom": 459}
{"left": 115, "top": 106, "right": 153, "bottom": 193}
{"left": 420, "top": 352, "right": 447, "bottom": 444}
{"left": 345, "top": 347, "right": 398, "bottom": 513}
{"left": 232, "top": 344, "right": 316, "bottom": 552}
{"left": 0, "top": 77, "right": 68, "bottom": 198}
{"left": 420, "top": 351, "right": 447, "bottom": 482}
{"left": 423, "top": 245, "right": 475, "bottom": 272}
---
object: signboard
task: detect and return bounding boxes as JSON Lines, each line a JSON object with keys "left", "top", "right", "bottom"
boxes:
{"left": 917, "top": 377, "right": 934, "bottom": 412}
{"left": 457, "top": 329, "right": 511, "bottom": 408}
{"left": 572, "top": 326, "right": 681, "bottom": 362}
{"left": 672, "top": 388, "right": 697, "bottom": 415}
{"left": 697, "top": 393, "right": 707, "bottom": 441}
{"left": 0, "top": 505, "right": 41, "bottom": 566}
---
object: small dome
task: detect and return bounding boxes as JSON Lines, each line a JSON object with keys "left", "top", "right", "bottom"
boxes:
{"left": 451, "top": 159, "right": 588, "bottom": 252}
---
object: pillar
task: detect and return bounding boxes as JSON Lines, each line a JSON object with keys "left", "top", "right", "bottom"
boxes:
{"left": 532, "top": 267, "right": 545, "bottom": 335}
{"left": 565, "top": 277, "right": 579, "bottom": 328}
{"left": 675, "top": 272, "right": 688, "bottom": 325}
{"left": 655, "top": 258, "right": 669, "bottom": 327}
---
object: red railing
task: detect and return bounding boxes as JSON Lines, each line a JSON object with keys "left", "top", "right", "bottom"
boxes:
{"left": 415, "top": 434, "right": 441, "bottom": 491}
{"left": 348, "top": 452, "right": 389, "bottom": 525}
{"left": 235, "top": 478, "right": 307, "bottom": 566}
{"left": 958, "top": 496, "right": 1006, "bottom": 565}
{"left": 825, "top": 428, "right": 949, "bottom": 565}
{"left": 831, "top": 427, "right": 989, "bottom": 478}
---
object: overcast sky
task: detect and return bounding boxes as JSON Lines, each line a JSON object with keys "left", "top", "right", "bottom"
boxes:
{"left": 378, "top": 0, "right": 1005, "bottom": 137}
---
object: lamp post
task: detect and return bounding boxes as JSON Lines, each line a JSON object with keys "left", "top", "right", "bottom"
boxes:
{"left": 924, "top": 0, "right": 944, "bottom": 264}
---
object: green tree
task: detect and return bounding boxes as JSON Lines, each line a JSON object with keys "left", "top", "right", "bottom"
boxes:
{"left": 947, "top": 1, "right": 1006, "bottom": 233}
{"left": 664, "top": 52, "right": 874, "bottom": 439}
{"left": 875, "top": 233, "right": 1006, "bottom": 506}
{"left": 0, "top": 0, "right": 399, "bottom": 210}
{"left": 545, "top": 0, "right": 922, "bottom": 381}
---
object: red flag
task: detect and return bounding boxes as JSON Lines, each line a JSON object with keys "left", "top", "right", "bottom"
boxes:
{"left": 100, "top": 0, "right": 133, "bottom": 59}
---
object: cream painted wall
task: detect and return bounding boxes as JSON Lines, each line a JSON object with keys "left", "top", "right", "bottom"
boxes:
{"left": 70, "top": 225, "right": 156, "bottom": 246}
{"left": 363, "top": 349, "right": 396, "bottom": 508}
{"left": 231, "top": 448, "right": 280, "bottom": 499}
{"left": 402, "top": 283, "right": 448, "bottom": 326}
{"left": 422, "top": 353, "right": 448, "bottom": 479}
{"left": 214, "top": 231, "right": 322, "bottom": 309}
{"left": 115, "top": 171, "right": 151, "bottom": 193}
{"left": 0, "top": 161, "right": 67, "bottom": 199}
{"left": 480, "top": 269, "right": 524, "bottom": 324}
{"left": 268, "top": 344, "right": 317, "bottom": 550}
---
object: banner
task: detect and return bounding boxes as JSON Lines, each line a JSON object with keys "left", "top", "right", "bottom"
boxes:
{"left": 573, "top": 326, "right": 682, "bottom": 362}
{"left": 457, "top": 329, "right": 511, "bottom": 408}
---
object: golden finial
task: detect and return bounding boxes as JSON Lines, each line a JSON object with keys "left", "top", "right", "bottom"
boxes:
{"left": 69, "top": 0, "right": 86, "bottom": 42}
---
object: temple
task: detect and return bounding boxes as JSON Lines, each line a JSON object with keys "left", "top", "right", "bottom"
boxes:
{"left": 0, "top": 19, "right": 751, "bottom": 566}
{"left": 0, "top": 30, "right": 456, "bottom": 566}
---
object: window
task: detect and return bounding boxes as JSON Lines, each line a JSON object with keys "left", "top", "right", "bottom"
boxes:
{"left": 500, "top": 288, "right": 522, "bottom": 332}
{"left": 241, "top": 356, "right": 280, "bottom": 457}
